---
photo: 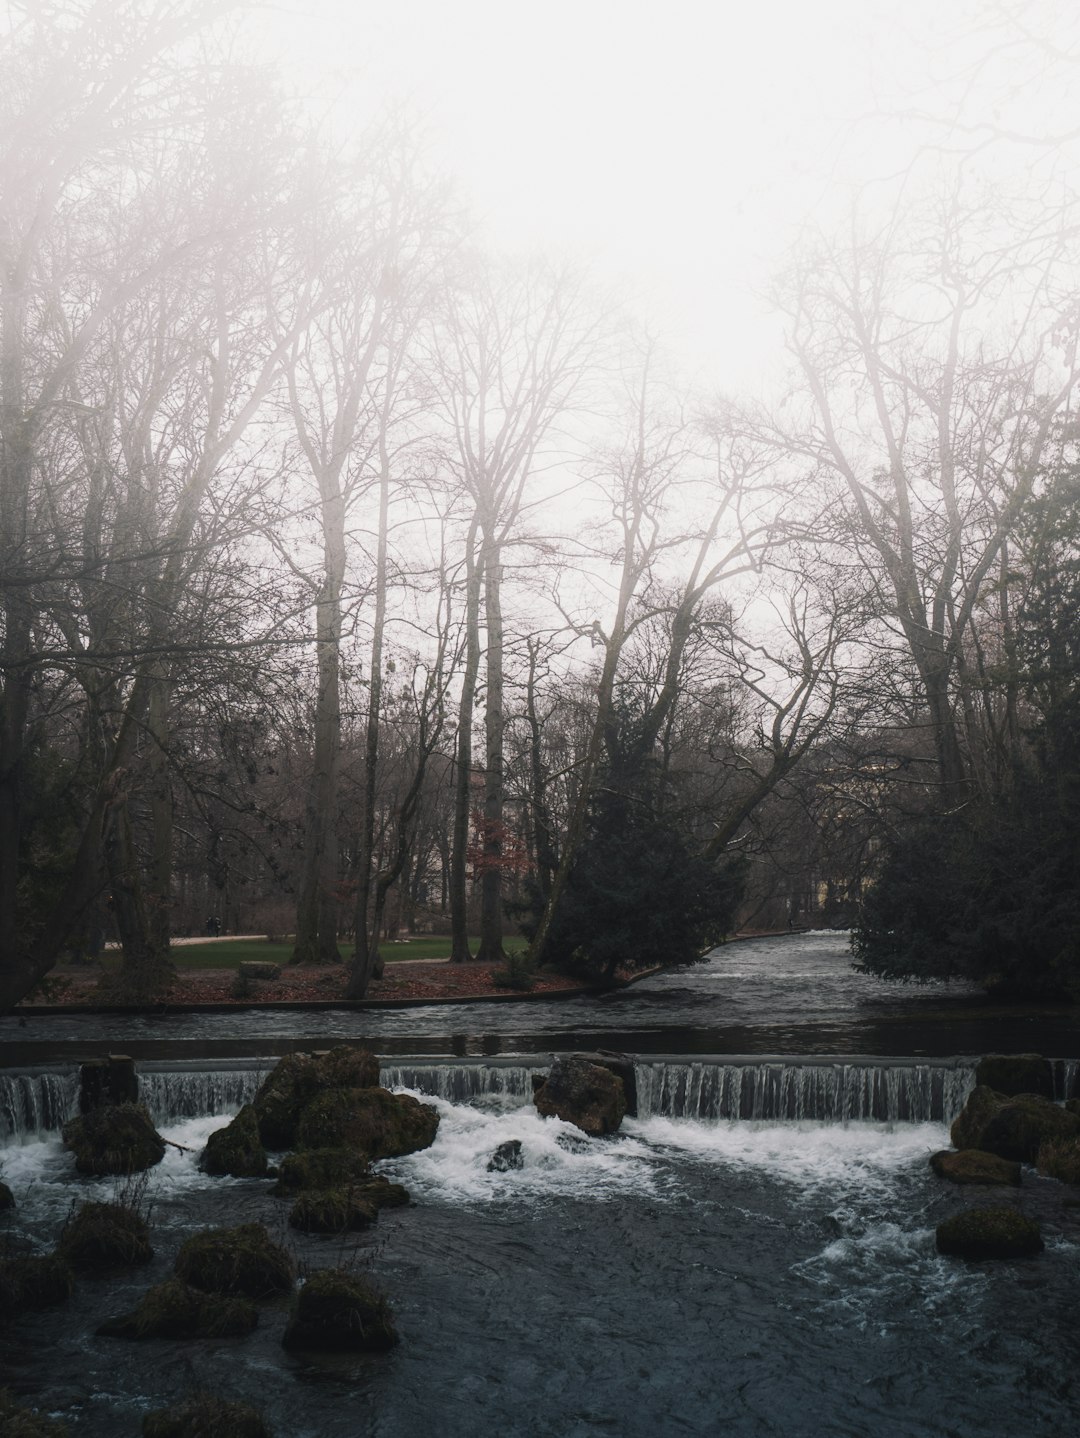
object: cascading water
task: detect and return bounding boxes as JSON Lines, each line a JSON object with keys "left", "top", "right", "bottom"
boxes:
{"left": 632, "top": 1057, "right": 977, "bottom": 1124}
{"left": 0, "top": 1067, "right": 78, "bottom": 1142}
{"left": 136, "top": 1060, "right": 267, "bottom": 1125}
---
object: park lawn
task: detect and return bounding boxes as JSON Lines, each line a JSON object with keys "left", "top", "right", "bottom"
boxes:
{"left": 102, "top": 933, "right": 530, "bottom": 971}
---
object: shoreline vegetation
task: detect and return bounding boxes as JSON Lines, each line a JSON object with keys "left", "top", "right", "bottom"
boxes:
{"left": 12, "top": 929, "right": 802, "bottom": 1014}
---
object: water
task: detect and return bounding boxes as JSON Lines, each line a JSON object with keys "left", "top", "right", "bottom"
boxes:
{"left": 3, "top": 932, "right": 1080, "bottom": 1435}
{"left": 3, "top": 1090, "right": 1080, "bottom": 1436}
{"left": 8, "top": 931, "right": 1080, "bottom": 1063}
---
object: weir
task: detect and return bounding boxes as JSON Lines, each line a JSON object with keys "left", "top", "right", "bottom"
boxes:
{"left": 5, "top": 1053, "right": 1078, "bottom": 1143}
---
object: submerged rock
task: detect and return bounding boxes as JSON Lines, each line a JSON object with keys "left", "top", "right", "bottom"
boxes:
{"left": 56, "top": 1201, "right": 153, "bottom": 1273}
{"left": 142, "top": 1392, "right": 272, "bottom": 1438}
{"left": 487, "top": 1139, "right": 524, "bottom": 1172}
{"left": 295, "top": 1087, "right": 438, "bottom": 1159}
{"left": 950, "top": 1086, "right": 1080, "bottom": 1163}
{"left": 200, "top": 1105, "right": 267, "bottom": 1179}
{"left": 974, "top": 1054, "right": 1054, "bottom": 1100}
{"left": 61, "top": 1103, "right": 165, "bottom": 1176}
{"left": 534, "top": 1057, "right": 627, "bottom": 1136}
{"left": 98, "top": 1279, "right": 258, "bottom": 1340}
{"left": 935, "top": 1206, "right": 1043, "bottom": 1260}
{"left": 173, "top": 1223, "right": 293, "bottom": 1300}
{"left": 0, "top": 1389, "right": 69, "bottom": 1437}
{"left": 0, "top": 1254, "right": 74, "bottom": 1315}
{"left": 929, "top": 1150, "right": 1022, "bottom": 1186}
{"left": 1037, "top": 1136, "right": 1080, "bottom": 1184}
{"left": 281, "top": 1269, "right": 398, "bottom": 1352}
{"left": 272, "top": 1146, "right": 370, "bottom": 1195}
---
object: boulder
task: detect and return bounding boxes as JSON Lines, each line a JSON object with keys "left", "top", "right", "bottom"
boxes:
{"left": 281, "top": 1269, "right": 398, "bottom": 1352}
{"left": 78, "top": 1055, "right": 138, "bottom": 1114}
{"left": 0, "top": 1254, "right": 74, "bottom": 1314}
{"left": 1066, "top": 1098, "right": 1080, "bottom": 1118}
{"left": 173, "top": 1223, "right": 293, "bottom": 1300}
{"left": 1037, "top": 1136, "right": 1080, "bottom": 1184}
{"left": 142, "top": 1393, "right": 271, "bottom": 1438}
{"left": 250, "top": 1047, "right": 381, "bottom": 1149}
{"left": 929, "top": 1150, "right": 1021, "bottom": 1186}
{"left": 974, "top": 1054, "right": 1054, "bottom": 1099}
{"left": 295, "top": 1087, "right": 438, "bottom": 1159}
{"left": 0, "top": 1181, "right": 14, "bottom": 1211}
{"left": 534, "top": 1057, "right": 626, "bottom": 1136}
{"left": 287, "top": 1177, "right": 409, "bottom": 1234}
{"left": 574, "top": 1051, "right": 638, "bottom": 1117}
{"left": 61, "top": 1103, "right": 165, "bottom": 1176}
{"left": 98, "top": 1279, "right": 257, "bottom": 1340}
{"left": 200, "top": 1105, "right": 267, "bottom": 1179}
{"left": 237, "top": 962, "right": 280, "bottom": 982}
{"left": 949, "top": 1085, "right": 1080, "bottom": 1163}
{"left": 487, "top": 1139, "right": 524, "bottom": 1173}
{"left": 935, "top": 1206, "right": 1043, "bottom": 1260}
{"left": 272, "top": 1146, "right": 370, "bottom": 1195}
{"left": 288, "top": 1189, "right": 380, "bottom": 1234}
{"left": 0, "top": 1390, "right": 69, "bottom": 1437}
{"left": 56, "top": 1201, "right": 153, "bottom": 1273}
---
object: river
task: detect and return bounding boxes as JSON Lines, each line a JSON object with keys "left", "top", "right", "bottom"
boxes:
{"left": 2, "top": 931, "right": 1078, "bottom": 1436}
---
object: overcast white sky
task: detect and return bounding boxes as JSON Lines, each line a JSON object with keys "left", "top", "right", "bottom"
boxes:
{"left": 263, "top": 0, "right": 1078, "bottom": 391}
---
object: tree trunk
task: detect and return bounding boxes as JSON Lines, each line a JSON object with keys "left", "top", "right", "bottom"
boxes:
{"left": 476, "top": 543, "right": 506, "bottom": 964}
{"left": 449, "top": 525, "right": 483, "bottom": 963}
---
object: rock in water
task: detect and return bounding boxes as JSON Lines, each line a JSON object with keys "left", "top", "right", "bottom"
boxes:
{"left": 200, "top": 1105, "right": 267, "bottom": 1178}
{"left": 0, "top": 1390, "right": 69, "bottom": 1437}
{"left": 295, "top": 1087, "right": 438, "bottom": 1159}
{"left": 950, "top": 1085, "right": 1080, "bottom": 1163}
{"left": 929, "top": 1150, "right": 1021, "bottom": 1186}
{"left": 98, "top": 1279, "right": 258, "bottom": 1340}
{"left": 281, "top": 1269, "right": 398, "bottom": 1352}
{"left": 534, "top": 1057, "right": 627, "bottom": 1136}
{"left": 1036, "top": 1136, "right": 1080, "bottom": 1184}
{"left": 974, "top": 1054, "right": 1054, "bottom": 1099}
{"left": 62, "top": 1102, "right": 165, "bottom": 1175}
{"left": 250, "top": 1047, "right": 381, "bottom": 1148}
{"left": 935, "top": 1206, "right": 1043, "bottom": 1260}
{"left": 487, "top": 1139, "right": 524, "bottom": 1172}
{"left": 173, "top": 1223, "right": 294, "bottom": 1299}
{"left": 0, "top": 1181, "right": 14, "bottom": 1211}
{"left": 142, "top": 1392, "right": 271, "bottom": 1438}
{"left": 56, "top": 1201, "right": 153, "bottom": 1273}
{"left": 272, "top": 1146, "right": 371, "bottom": 1194}
{"left": 0, "top": 1254, "right": 74, "bottom": 1313}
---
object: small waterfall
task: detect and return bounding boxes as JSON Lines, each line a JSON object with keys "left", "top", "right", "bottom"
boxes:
{"left": 632, "top": 1059, "right": 977, "bottom": 1124}
{"left": 1054, "top": 1058, "right": 1078, "bottom": 1100}
{"left": 382, "top": 1062, "right": 541, "bottom": 1104}
{"left": 137, "top": 1062, "right": 267, "bottom": 1124}
{"left": 0, "top": 1068, "right": 79, "bottom": 1143}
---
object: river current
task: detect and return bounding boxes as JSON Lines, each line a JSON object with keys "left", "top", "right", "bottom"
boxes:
{"left": 2, "top": 932, "right": 1079, "bottom": 1436}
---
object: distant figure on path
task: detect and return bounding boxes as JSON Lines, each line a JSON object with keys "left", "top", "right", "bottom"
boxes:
{"left": 206, "top": 915, "right": 221, "bottom": 937}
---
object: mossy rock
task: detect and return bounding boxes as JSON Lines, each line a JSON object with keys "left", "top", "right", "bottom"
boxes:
{"left": 295, "top": 1087, "right": 438, "bottom": 1160}
{"left": 0, "top": 1255, "right": 75, "bottom": 1315}
{"left": 200, "top": 1106, "right": 267, "bottom": 1179}
{"left": 287, "top": 1188, "right": 380, "bottom": 1234}
{"left": 272, "top": 1147, "right": 370, "bottom": 1195}
{"left": 0, "top": 1389, "right": 69, "bottom": 1437}
{"left": 534, "top": 1057, "right": 626, "bottom": 1136}
{"left": 935, "top": 1206, "right": 1043, "bottom": 1260}
{"left": 61, "top": 1103, "right": 165, "bottom": 1176}
{"left": 974, "top": 1054, "right": 1055, "bottom": 1099}
{"left": 97, "top": 1279, "right": 258, "bottom": 1340}
{"left": 56, "top": 1201, "right": 153, "bottom": 1274}
{"left": 950, "top": 1085, "right": 1080, "bottom": 1163}
{"left": 281, "top": 1269, "right": 398, "bottom": 1352}
{"left": 251, "top": 1048, "right": 381, "bottom": 1149}
{"left": 929, "top": 1150, "right": 1022, "bottom": 1186}
{"left": 173, "top": 1223, "right": 293, "bottom": 1299}
{"left": 0, "top": 1182, "right": 14, "bottom": 1212}
{"left": 142, "top": 1392, "right": 271, "bottom": 1438}
{"left": 1037, "top": 1136, "right": 1080, "bottom": 1184}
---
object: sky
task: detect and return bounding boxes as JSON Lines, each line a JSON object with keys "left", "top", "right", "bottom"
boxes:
{"left": 261, "top": 0, "right": 1078, "bottom": 393}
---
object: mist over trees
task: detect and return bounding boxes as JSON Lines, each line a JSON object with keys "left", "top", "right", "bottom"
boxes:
{"left": 2, "top": 0, "right": 1079, "bottom": 1011}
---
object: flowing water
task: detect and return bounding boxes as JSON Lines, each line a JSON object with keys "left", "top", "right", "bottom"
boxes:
{"left": 2, "top": 932, "right": 1079, "bottom": 1436}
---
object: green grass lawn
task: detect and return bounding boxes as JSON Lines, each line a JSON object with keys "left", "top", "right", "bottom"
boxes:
{"left": 102, "top": 933, "right": 530, "bottom": 971}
